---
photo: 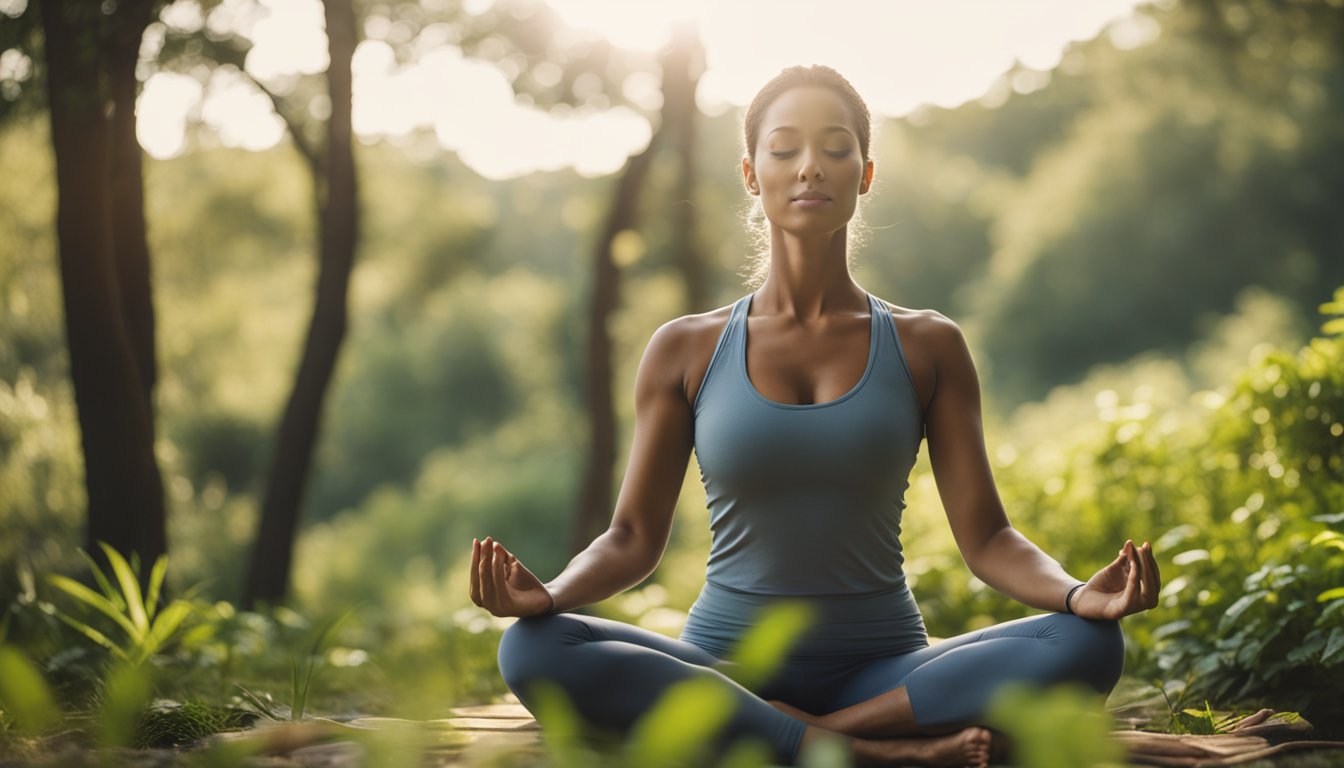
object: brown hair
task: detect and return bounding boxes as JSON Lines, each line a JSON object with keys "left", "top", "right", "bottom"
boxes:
{"left": 738, "top": 65, "right": 877, "bottom": 290}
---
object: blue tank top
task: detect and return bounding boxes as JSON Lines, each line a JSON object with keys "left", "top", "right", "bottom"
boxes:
{"left": 679, "top": 291, "right": 930, "bottom": 659}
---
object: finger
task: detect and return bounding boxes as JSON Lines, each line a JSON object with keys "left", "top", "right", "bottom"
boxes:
{"left": 1122, "top": 545, "right": 1141, "bottom": 616}
{"left": 492, "top": 542, "right": 509, "bottom": 605}
{"left": 1142, "top": 541, "right": 1161, "bottom": 607}
{"left": 480, "top": 536, "right": 497, "bottom": 610}
{"left": 495, "top": 543, "right": 514, "bottom": 574}
{"left": 1136, "top": 542, "right": 1155, "bottom": 606}
{"left": 470, "top": 538, "right": 481, "bottom": 606}
{"left": 1131, "top": 545, "right": 1150, "bottom": 606}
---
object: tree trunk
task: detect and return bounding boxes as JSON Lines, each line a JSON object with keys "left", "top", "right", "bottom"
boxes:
{"left": 660, "top": 22, "right": 708, "bottom": 313}
{"left": 41, "top": 0, "right": 166, "bottom": 582}
{"left": 570, "top": 127, "right": 663, "bottom": 556}
{"left": 107, "top": 0, "right": 161, "bottom": 425}
{"left": 244, "top": 0, "right": 359, "bottom": 608}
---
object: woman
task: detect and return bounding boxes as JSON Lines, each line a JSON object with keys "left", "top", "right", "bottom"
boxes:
{"left": 471, "top": 64, "right": 1160, "bottom": 767}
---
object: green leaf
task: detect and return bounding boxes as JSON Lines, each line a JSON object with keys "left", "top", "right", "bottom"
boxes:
{"left": 78, "top": 549, "right": 124, "bottom": 608}
{"left": 987, "top": 683, "right": 1124, "bottom": 766}
{"left": 720, "top": 600, "right": 815, "bottom": 690}
{"left": 137, "top": 601, "right": 192, "bottom": 663}
{"left": 627, "top": 677, "right": 736, "bottom": 768}
{"left": 97, "top": 662, "right": 152, "bottom": 748}
{"left": 1219, "top": 591, "right": 1268, "bottom": 631}
{"left": 144, "top": 556, "right": 168, "bottom": 623}
{"left": 45, "top": 575, "right": 138, "bottom": 639}
{"left": 49, "top": 611, "right": 130, "bottom": 663}
{"left": 524, "top": 679, "right": 587, "bottom": 767}
{"left": 1321, "top": 627, "right": 1344, "bottom": 666}
{"left": 1318, "top": 587, "right": 1344, "bottom": 603}
{"left": 1311, "top": 532, "right": 1344, "bottom": 548}
{"left": 98, "top": 543, "right": 148, "bottom": 637}
{"left": 0, "top": 646, "right": 61, "bottom": 735}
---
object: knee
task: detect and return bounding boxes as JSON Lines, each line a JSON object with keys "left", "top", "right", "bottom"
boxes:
{"left": 496, "top": 613, "right": 578, "bottom": 693}
{"left": 1052, "top": 614, "right": 1125, "bottom": 693}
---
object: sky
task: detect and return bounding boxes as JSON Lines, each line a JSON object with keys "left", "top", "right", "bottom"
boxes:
{"left": 130, "top": 0, "right": 1160, "bottom": 179}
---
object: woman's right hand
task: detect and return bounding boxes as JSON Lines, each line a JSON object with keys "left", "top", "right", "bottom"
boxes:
{"left": 470, "top": 536, "right": 555, "bottom": 618}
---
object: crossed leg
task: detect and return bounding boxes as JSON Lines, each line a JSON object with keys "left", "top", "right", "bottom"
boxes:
{"left": 770, "top": 612, "right": 1125, "bottom": 743}
{"left": 496, "top": 612, "right": 996, "bottom": 766}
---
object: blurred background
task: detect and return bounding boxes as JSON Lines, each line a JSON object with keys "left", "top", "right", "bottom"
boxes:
{"left": 1, "top": 0, "right": 1342, "bottom": 740}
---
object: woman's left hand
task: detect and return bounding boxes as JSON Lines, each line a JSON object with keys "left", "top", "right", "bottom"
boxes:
{"left": 1072, "top": 539, "right": 1161, "bottom": 620}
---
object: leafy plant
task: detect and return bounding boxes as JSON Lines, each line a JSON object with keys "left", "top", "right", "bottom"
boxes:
{"left": 235, "top": 606, "right": 356, "bottom": 721}
{"left": 0, "top": 645, "right": 61, "bottom": 736}
{"left": 45, "top": 542, "right": 198, "bottom": 667}
{"left": 986, "top": 682, "right": 1125, "bottom": 768}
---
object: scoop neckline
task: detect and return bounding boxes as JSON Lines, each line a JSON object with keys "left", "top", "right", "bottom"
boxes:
{"left": 739, "top": 292, "right": 880, "bottom": 410}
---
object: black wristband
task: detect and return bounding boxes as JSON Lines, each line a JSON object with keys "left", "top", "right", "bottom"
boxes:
{"left": 1064, "top": 583, "right": 1086, "bottom": 614}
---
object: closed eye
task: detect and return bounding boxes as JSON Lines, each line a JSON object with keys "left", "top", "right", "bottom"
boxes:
{"left": 771, "top": 150, "right": 851, "bottom": 158}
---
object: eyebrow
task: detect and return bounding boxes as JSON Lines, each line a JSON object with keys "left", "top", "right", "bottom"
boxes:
{"left": 767, "top": 125, "right": 854, "bottom": 137}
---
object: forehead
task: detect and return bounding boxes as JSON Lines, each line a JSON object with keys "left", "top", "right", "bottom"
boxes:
{"left": 761, "top": 86, "right": 856, "bottom": 138}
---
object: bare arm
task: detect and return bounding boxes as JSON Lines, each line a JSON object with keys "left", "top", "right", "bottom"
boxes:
{"left": 921, "top": 314, "right": 1090, "bottom": 612}
{"left": 921, "top": 313, "right": 1160, "bottom": 617}
{"left": 471, "top": 319, "right": 695, "bottom": 617}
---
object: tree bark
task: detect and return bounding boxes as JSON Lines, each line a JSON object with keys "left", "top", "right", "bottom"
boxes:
{"left": 41, "top": 0, "right": 166, "bottom": 581}
{"left": 107, "top": 0, "right": 161, "bottom": 423}
{"left": 570, "top": 127, "right": 663, "bottom": 556}
{"left": 244, "top": 0, "right": 359, "bottom": 608}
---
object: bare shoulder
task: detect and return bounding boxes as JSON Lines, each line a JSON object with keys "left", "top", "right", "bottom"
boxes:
{"left": 873, "top": 298, "right": 971, "bottom": 409}
{"left": 875, "top": 299, "right": 967, "bottom": 355}
{"left": 642, "top": 302, "right": 737, "bottom": 407}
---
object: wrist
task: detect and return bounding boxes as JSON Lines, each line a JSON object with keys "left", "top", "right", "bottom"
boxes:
{"left": 1064, "top": 582, "right": 1086, "bottom": 614}
{"left": 544, "top": 585, "right": 557, "bottom": 614}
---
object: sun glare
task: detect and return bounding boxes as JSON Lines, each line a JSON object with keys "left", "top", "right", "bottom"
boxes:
{"left": 133, "top": 0, "right": 1147, "bottom": 177}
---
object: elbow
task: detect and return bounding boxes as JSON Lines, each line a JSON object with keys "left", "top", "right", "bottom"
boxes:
{"left": 608, "top": 523, "right": 665, "bottom": 577}
{"left": 962, "top": 521, "right": 1013, "bottom": 579}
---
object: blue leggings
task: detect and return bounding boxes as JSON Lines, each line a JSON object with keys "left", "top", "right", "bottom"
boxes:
{"left": 496, "top": 610, "right": 1124, "bottom": 765}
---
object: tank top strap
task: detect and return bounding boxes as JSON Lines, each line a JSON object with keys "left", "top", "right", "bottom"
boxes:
{"left": 692, "top": 294, "right": 751, "bottom": 415}
{"left": 866, "top": 292, "right": 921, "bottom": 408}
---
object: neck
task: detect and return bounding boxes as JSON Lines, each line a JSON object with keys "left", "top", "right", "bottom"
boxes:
{"left": 756, "top": 225, "right": 865, "bottom": 320}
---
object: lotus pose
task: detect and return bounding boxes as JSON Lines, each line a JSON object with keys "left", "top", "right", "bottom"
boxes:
{"left": 470, "top": 64, "right": 1160, "bottom": 767}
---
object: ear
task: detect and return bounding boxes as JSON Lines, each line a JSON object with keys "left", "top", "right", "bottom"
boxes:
{"left": 741, "top": 156, "right": 758, "bottom": 195}
{"left": 860, "top": 159, "right": 875, "bottom": 194}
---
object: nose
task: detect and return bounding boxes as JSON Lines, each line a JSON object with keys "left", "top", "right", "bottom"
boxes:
{"left": 797, "top": 147, "right": 824, "bottom": 181}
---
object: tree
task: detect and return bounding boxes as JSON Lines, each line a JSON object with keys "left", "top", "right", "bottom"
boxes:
{"left": 39, "top": 0, "right": 167, "bottom": 584}
{"left": 570, "top": 25, "right": 707, "bottom": 554}
{"left": 243, "top": 0, "right": 360, "bottom": 608}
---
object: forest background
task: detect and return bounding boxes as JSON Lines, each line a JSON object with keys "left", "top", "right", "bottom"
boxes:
{"left": 1, "top": 0, "right": 1342, "bottom": 756}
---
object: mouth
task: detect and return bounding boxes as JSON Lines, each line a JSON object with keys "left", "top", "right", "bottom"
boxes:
{"left": 792, "top": 194, "right": 832, "bottom": 201}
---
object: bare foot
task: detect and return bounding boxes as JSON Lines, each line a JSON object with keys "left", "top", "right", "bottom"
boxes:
{"left": 849, "top": 725, "right": 992, "bottom": 768}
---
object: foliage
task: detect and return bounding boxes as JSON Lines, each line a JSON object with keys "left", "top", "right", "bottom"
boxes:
{"left": 234, "top": 606, "right": 355, "bottom": 722}
{"left": 1141, "top": 322, "right": 1344, "bottom": 718}
{"left": 0, "top": 645, "right": 60, "bottom": 736}
{"left": 95, "top": 661, "right": 154, "bottom": 748}
{"left": 986, "top": 683, "right": 1125, "bottom": 768}
{"left": 44, "top": 543, "right": 198, "bottom": 667}
{"left": 133, "top": 699, "right": 254, "bottom": 749}
{"left": 1322, "top": 286, "right": 1344, "bottom": 337}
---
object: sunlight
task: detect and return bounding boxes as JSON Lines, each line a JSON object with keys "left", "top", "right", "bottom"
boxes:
{"left": 137, "top": 72, "right": 201, "bottom": 160}
{"left": 544, "top": 0, "right": 706, "bottom": 51}
{"left": 135, "top": 0, "right": 1149, "bottom": 174}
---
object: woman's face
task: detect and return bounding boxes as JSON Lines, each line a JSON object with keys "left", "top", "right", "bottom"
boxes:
{"left": 743, "top": 85, "right": 873, "bottom": 235}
